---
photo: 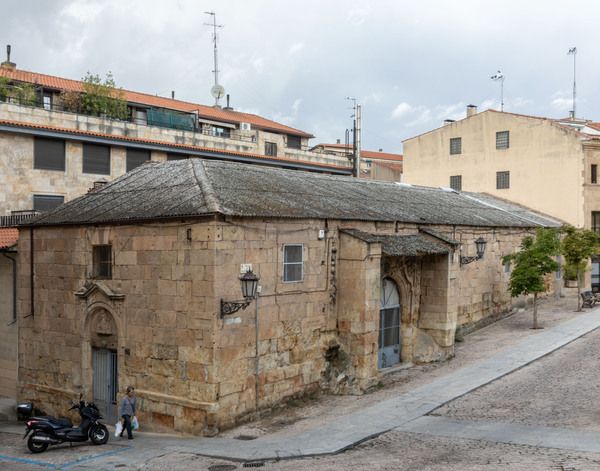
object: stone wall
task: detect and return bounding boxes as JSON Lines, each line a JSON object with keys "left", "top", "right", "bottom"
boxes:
{"left": 0, "top": 253, "right": 17, "bottom": 397}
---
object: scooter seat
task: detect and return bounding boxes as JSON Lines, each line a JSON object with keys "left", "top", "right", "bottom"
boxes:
{"left": 33, "top": 416, "right": 73, "bottom": 428}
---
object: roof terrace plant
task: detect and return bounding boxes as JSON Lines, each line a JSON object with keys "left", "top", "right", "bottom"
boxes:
{"left": 80, "top": 71, "right": 128, "bottom": 120}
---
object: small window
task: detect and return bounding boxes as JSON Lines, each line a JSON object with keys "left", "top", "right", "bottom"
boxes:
{"left": 592, "top": 211, "right": 600, "bottom": 236}
{"left": 287, "top": 135, "right": 302, "bottom": 149}
{"left": 93, "top": 245, "right": 112, "bottom": 279}
{"left": 126, "top": 148, "right": 150, "bottom": 172}
{"left": 33, "top": 194, "right": 64, "bottom": 212}
{"left": 504, "top": 260, "right": 511, "bottom": 273}
{"left": 212, "top": 126, "right": 231, "bottom": 138}
{"left": 283, "top": 244, "right": 303, "bottom": 282}
{"left": 496, "top": 171, "right": 510, "bottom": 189}
{"left": 167, "top": 153, "right": 187, "bottom": 161}
{"left": 34, "top": 137, "right": 65, "bottom": 171}
{"left": 83, "top": 143, "right": 111, "bottom": 175}
{"left": 133, "top": 109, "right": 147, "bottom": 125}
{"left": 450, "top": 175, "right": 462, "bottom": 191}
{"left": 450, "top": 137, "right": 462, "bottom": 155}
{"left": 265, "top": 142, "right": 278, "bottom": 157}
{"left": 496, "top": 131, "right": 510, "bottom": 149}
{"left": 592, "top": 164, "right": 597, "bottom": 184}
{"left": 43, "top": 94, "right": 52, "bottom": 111}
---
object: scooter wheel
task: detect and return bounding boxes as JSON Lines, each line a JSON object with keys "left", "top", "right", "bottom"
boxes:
{"left": 27, "top": 432, "right": 49, "bottom": 453}
{"left": 90, "top": 424, "right": 109, "bottom": 445}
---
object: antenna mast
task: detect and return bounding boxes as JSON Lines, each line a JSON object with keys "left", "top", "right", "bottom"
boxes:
{"left": 346, "top": 97, "right": 361, "bottom": 178}
{"left": 568, "top": 47, "right": 577, "bottom": 118}
{"left": 490, "top": 71, "right": 505, "bottom": 112}
{"left": 204, "top": 11, "right": 225, "bottom": 106}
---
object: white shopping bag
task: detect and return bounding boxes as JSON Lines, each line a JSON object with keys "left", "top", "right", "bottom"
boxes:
{"left": 115, "top": 421, "right": 123, "bottom": 437}
{"left": 132, "top": 416, "right": 139, "bottom": 430}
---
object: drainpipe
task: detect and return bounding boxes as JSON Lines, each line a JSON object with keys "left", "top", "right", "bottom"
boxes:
{"left": 28, "top": 227, "right": 34, "bottom": 318}
{"left": 1, "top": 251, "right": 17, "bottom": 324}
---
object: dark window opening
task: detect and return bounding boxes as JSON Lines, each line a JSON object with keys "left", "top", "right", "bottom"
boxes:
{"left": 83, "top": 143, "right": 111, "bottom": 175}
{"left": 287, "top": 135, "right": 302, "bottom": 149}
{"left": 450, "top": 137, "right": 462, "bottom": 155}
{"left": 93, "top": 245, "right": 112, "bottom": 279}
{"left": 592, "top": 212, "right": 600, "bottom": 236}
{"left": 265, "top": 142, "right": 278, "bottom": 157}
{"left": 34, "top": 137, "right": 65, "bottom": 171}
{"left": 126, "top": 148, "right": 151, "bottom": 172}
{"left": 167, "top": 153, "right": 187, "bottom": 161}
{"left": 33, "top": 195, "right": 64, "bottom": 212}
{"left": 592, "top": 164, "right": 598, "bottom": 184}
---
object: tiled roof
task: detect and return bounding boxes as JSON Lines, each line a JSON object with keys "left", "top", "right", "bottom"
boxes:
{"left": 0, "top": 228, "right": 18, "bottom": 249}
{"left": 341, "top": 229, "right": 449, "bottom": 256}
{"left": 27, "top": 158, "right": 563, "bottom": 228}
{"left": 311, "top": 143, "right": 403, "bottom": 161}
{"left": 0, "top": 67, "right": 314, "bottom": 138}
{"left": 0, "top": 119, "right": 348, "bottom": 172}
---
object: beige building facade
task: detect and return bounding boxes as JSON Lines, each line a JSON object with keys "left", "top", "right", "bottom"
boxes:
{"left": 17, "top": 159, "right": 560, "bottom": 434}
{"left": 403, "top": 107, "right": 600, "bottom": 230}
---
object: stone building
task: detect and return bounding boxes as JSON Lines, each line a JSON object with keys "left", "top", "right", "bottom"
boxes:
{"left": 0, "top": 54, "right": 351, "bottom": 217}
{"left": 402, "top": 105, "right": 600, "bottom": 288}
{"left": 0, "top": 228, "right": 18, "bottom": 398}
{"left": 17, "top": 159, "right": 560, "bottom": 434}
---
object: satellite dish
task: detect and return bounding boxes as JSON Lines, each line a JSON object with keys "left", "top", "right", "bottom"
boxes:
{"left": 211, "top": 84, "right": 225, "bottom": 99}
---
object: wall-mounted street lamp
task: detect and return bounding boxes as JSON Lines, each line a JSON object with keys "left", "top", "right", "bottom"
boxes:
{"left": 220, "top": 269, "right": 260, "bottom": 318}
{"left": 460, "top": 237, "right": 487, "bottom": 266}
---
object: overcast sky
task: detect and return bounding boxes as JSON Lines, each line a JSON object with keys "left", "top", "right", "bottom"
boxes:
{"left": 1, "top": 0, "right": 598, "bottom": 153}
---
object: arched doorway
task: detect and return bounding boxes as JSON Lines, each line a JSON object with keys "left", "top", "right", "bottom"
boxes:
{"left": 379, "top": 277, "right": 401, "bottom": 369}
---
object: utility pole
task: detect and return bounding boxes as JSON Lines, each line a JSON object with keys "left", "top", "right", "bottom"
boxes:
{"left": 204, "top": 11, "right": 224, "bottom": 107}
{"left": 568, "top": 47, "right": 577, "bottom": 118}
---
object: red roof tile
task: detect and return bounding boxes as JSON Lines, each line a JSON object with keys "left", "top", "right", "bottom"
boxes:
{"left": 0, "top": 67, "right": 314, "bottom": 138}
{"left": 0, "top": 119, "right": 348, "bottom": 172}
{"left": 0, "top": 228, "right": 18, "bottom": 249}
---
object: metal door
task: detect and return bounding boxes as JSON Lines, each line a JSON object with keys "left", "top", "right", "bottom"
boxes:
{"left": 92, "top": 348, "right": 118, "bottom": 423}
{"left": 378, "top": 278, "right": 401, "bottom": 369}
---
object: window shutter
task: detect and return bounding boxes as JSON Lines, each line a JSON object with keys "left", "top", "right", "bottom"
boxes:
{"left": 34, "top": 137, "right": 65, "bottom": 171}
{"left": 33, "top": 194, "right": 64, "bottom": 212}
{"left": 126, "top": 149, "right": 151, "bottom": 172}
{"left": 83, "top": 143, "right": 111, "bottom": 175}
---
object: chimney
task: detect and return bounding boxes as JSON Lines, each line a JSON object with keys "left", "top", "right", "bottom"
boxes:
{"left": 569, "top": 110, "right": 575, "bottom": 120}
{"left": 1, "top": 44, "right": 16, "bottom": 70}
{"left": 88, "top": 180, "right": 108, "bottom": 193}
{"left": 336, "top": 139, "right": 341, "bottom": 144}
{"left": 223, "top": 94, "right": 234, "bottom": 111}
{"left": 379, "top": 148, "right": 383, "bottom": 152}
{"left": 466, "top": 104, "right": 477, "bottom": 117}
{"left": 443, "top": 119, "right": 455, "bottom": 126}
{"left": 171, "top": 90, "right": 175, "bottom": 99}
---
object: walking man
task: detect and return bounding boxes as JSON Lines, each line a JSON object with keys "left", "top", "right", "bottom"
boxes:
{"left": 119, "top": 386, "right": 136, "bottom": 439}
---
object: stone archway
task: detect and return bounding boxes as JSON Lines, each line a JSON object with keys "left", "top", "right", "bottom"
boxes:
{"left": 379, "top": 277, "right": 401, "bottom": 369}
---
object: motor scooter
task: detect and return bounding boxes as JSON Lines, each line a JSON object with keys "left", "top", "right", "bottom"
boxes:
{"left": 18, "top": 399, "right": 109, "bottom": 453}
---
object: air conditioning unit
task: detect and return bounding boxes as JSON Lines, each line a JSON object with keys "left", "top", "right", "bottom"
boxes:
{"left": 240, "top": 122, "right": 251, "bottom": 131}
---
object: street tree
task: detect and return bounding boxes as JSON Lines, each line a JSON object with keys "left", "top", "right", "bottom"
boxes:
{"left": 503, "top": 228, "right": 560, "bottom": 329}
{"left": 560, "top": 225, "right": 599, "bottom": 311}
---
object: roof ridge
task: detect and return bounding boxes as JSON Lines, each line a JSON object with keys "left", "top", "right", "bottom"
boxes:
{"left": 191, "top": 159, "right": 222, "bottom": 214}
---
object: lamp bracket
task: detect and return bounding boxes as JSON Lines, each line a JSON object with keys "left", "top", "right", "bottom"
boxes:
{"left": 220, "top": 299, "right": 251, "bottom": 318}
{"left": 460, "top": 255, "right": 481, "bottom": 266}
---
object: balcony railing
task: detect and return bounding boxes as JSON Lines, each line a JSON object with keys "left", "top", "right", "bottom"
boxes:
{"left": 0, "top": 210, "right": 40, "bottom": 227}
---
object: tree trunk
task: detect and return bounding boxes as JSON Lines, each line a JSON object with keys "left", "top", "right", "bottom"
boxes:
{"left": 532, "top": 293, "right": 539, "bottom": 329}
{"left": 576, "top": 269, "right": 582, "bottom": 312}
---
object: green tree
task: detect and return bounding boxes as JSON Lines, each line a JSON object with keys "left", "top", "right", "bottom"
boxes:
{"left": 80, "top": 72, "right": 128, "bottom": 120}
{"left": 560, "top": 225, "right": 599, "bottom": 311}
{"left": 0, "top": 76, "right": 10, "bottom": 101}
{"left": 503, "top": 228, "right": 560, "bottom": 329}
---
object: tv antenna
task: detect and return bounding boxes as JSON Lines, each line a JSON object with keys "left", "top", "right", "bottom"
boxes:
{"left": 490, "top": 70, "right": 505, "bottom": 112}
{"left": 204, "top": 11, "right": 225, "bottom": 106}
{"left": 568, "top": 47, "right": 577, "bottom": 118}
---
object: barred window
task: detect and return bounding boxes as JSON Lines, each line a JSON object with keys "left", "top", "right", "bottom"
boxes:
{"left": 496, "top": 131, "right": 510, "bottom": 149}
{"left": 93, "top": 245, "right": 112, "bottom": 279}
{"left": 450, "top": 137, "right": 462, "bottom": 155}
{"left": 450, "top": 175, "right": 462, "bottom": 191}
{"left": 34, "top": 137, "right": 65, "bottom": 171}
{"left": 83, "top": 143, "right": 111, "bottom": 175}
{"left": 283, "top": 244, "right": 303, "bottom": 282}
{"left": 496, "top": 171, "right": 510, "bottom": 189}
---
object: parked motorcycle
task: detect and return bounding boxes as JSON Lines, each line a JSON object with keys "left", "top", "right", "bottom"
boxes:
{"left": 18, "top": 399, "right": 109, "bottom": 453}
